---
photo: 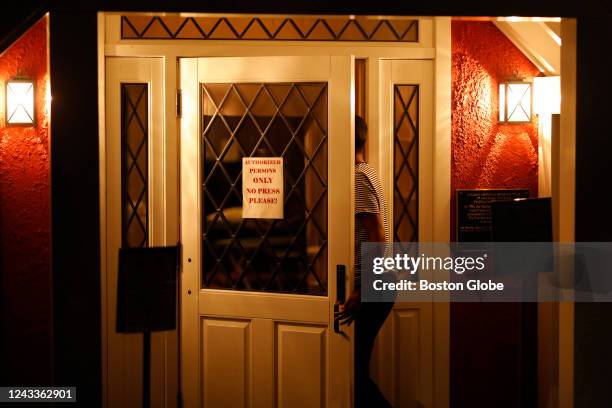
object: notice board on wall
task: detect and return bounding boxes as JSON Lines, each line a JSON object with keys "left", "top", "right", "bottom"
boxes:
{"left": 242, "top": 157, "right": 284, "bottom": 219}
{"left": 456, "top": 189, "right": 530, "bottom": 242}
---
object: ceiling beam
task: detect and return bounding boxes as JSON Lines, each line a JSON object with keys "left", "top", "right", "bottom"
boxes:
{"left": 493, "top": 20, "right": 561, "bottom": 75}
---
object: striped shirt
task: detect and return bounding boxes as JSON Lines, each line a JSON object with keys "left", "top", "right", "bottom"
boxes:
{"left": 354, "top": 162, "right": 390, "bottom": 287}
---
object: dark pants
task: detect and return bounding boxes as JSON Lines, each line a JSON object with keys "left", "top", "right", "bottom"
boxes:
{"left": 354, "top": 300, "right": 395, "bottom": 408}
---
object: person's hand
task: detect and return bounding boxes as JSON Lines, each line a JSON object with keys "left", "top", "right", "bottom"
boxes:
{"left": 335, "top": 288, "right": 361, "bottom": 326}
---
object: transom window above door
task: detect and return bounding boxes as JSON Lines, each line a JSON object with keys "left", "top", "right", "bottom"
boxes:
{"left": 201, "top": 82, "right": 329, "bottom": 295}
{"left": 121, "top": 14, "right": 418, "bottom": 42}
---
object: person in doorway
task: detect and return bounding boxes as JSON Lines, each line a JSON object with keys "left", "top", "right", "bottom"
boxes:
{"left": 336, "top": 115, "right": 395, "bottom": 408}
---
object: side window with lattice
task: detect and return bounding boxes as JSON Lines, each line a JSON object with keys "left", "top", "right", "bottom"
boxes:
{"left": 393, "top": 85, "right": 419, "bottom": 243}
{"left": 121, "top": 83, "right": 149, "bottom": 248}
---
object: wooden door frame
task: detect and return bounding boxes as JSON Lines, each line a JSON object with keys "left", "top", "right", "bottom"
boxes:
{"left": 98, "top": 12, "right": 452, "bottom": 407}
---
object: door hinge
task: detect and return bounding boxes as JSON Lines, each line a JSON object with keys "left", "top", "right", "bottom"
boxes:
{"left": 176, "top": 89, "right": 182, "bottom": 117}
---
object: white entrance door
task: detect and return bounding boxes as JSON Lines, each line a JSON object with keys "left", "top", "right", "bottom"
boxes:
{"left": 180, "top": 56, "right": 354, "bottom": 408}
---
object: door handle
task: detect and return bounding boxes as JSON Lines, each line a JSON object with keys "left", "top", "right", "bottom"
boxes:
{"left": 336, "top": 264, "right": 346, "bottom": 303}
{"left": 334, "top": 265, "right": 346, "bottom": 334}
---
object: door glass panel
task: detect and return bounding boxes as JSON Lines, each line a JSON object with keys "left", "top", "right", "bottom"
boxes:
{"left": 121, "top": 83, "right": 149, "bottom": 248}
{"left": 201, "top": 82, "right": 328, "bottom": 295}
{"left": 393, "top": 84, "right": 419, "bottom": 243}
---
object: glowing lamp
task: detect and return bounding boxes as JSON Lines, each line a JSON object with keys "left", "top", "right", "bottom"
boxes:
{"left": 533, "top": 76, "right": 560, "bottom": 115}
{"left": 6, "top": 78, "right": 35, "bottom": 125}
{"left": 499, "top": 81, "right": 532, "bottom": 123}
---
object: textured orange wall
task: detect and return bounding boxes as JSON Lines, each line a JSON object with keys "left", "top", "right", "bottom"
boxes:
{"left": 451, "top": 21, "right": 541, "bottom": 239}
{"left": 0, "top": 17, "right": 52, "bottom": 384}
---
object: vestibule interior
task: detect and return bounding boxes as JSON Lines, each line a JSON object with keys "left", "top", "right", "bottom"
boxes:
{"left": 99, "top": 13, "right": 575, "bottom": 408}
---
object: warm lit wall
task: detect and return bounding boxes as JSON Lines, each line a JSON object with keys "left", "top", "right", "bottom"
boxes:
{"left": 0, "top": 17, "right": 51, "bottom": 385}
{"left": 451, "top": 20, "right": 541, "bottom": 239}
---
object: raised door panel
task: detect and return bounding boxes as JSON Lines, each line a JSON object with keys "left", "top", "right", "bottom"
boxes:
{"left": 393, "top": 305, "right": 433, "bottom": 408}
{"left": 202, "top": 319, "right": 251, "bottom": 408}
{"left": 394, "top": 309, "right": 420, "bottom": 407}
{"left": 373, "top": 304, "right": 433, "bottom": 408}
{"left": 275, "top": 324, "right": 327, "bottom": 408}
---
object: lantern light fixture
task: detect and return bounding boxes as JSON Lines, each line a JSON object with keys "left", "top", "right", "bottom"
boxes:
{"left": 499, "top": 81, "right": 532, "bottom": 123}
{"left": 5, "top": 78, "right": 35, "bottom": 126}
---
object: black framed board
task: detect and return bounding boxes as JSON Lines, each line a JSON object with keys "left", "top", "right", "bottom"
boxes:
{"left": 116, "top": 246, "right": 179, "bottom": 333}
{"left": 456, "top": 189, "right": 530, "bottom": 242}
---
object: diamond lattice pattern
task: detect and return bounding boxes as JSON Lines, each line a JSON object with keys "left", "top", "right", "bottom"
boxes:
{"left": 121, "top": 15, "right": 418, "bottom": 42}
{"left": 121, "top": 84, "right": 149, "bottom": 248}
{"left": 201, "top": 82, "right": 328, "bottom": 295}
{"left": 393, "top": 85, "right": 419, "bottom": 243}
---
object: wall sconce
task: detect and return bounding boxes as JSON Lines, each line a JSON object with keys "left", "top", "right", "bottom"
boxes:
{"left": 5, "top": 78, "right": 35, "bottom": 126}
{"left": 499, "top": 81, "right": 532, "bottom": 123}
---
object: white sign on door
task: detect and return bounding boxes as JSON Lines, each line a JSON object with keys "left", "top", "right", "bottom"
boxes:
{"left": 242, "top": 157, "right": 284, "bottom": 219}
